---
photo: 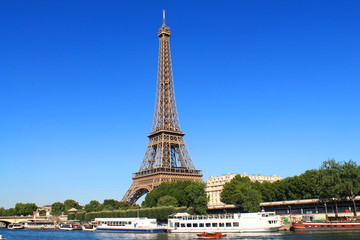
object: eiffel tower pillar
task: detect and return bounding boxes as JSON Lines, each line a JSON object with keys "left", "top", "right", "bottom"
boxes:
{"left": 122, "top": 11, "right": 202, "bottom": 203}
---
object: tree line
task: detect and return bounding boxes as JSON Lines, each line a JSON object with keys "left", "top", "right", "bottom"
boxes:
{"left": 2, "top": 159, "right": 359, "bottom": 218}
{"left": 0, "top": 181, "right": 207, "bottom": 217}
{"left": 0, "top": 203, "right": 37, "bottom": 217}
{"left": 221, "top": 159, "right": 360, "bottom": 215}
{"left": 0, "top": 199, "right": 139, "bottom": 217}
{"left": 142, "top": 181, "right": 208, "bottom": 214}
{"left": 51, "top": 199, "right": 140, "bottom": 216}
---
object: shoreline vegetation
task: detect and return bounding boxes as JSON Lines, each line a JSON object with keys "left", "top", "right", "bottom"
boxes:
{"left": 1, "top": 159, "right": 359, "bottom": 221}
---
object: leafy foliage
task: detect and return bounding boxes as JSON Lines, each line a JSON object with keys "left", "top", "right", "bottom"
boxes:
{"left": 221, "top": 176, "right": 262, "bottom": 212}
{"left": 64, "top": 199, "right": 82, "bottom": 211}
{"left": 51, "top": 202, "right": 65, "bottom": 216}
{"left": 221, "top": 159, "right": 360, "bottom": 214}
{"left": 142, "top": 181, "right": 208, "bottom": 213}
{"left": 14, "top": 203, "right": 37, "bottom": 216}
{"left": 0, "top": 207, "right": 6, "bottom": 216}
{"left": 84, "top": 200, "right": 102, "bottom": 212}
{"left": 157, "top": 195, "right": 178, "bottom": 207}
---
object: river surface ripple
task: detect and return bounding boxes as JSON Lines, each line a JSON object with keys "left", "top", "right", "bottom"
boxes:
{"left": 1, "top": 229, "right": 360, "bottom": 240}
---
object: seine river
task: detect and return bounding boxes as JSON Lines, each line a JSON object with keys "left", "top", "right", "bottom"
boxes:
{"left": 1, "top": 229, "right": 360, "bottom": 240}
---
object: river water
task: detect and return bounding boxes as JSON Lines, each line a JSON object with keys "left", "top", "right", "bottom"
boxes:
{"left": 1, "top": 229, "right": 360, "bottom": 240}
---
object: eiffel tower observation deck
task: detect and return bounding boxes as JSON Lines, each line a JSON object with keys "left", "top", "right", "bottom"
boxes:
{"left": 122, "top": 11, "right": 203, "bottom": 203}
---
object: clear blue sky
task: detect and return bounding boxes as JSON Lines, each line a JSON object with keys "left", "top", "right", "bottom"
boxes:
{"left": 1, "top": 0, "right": 359, "bottom": 209}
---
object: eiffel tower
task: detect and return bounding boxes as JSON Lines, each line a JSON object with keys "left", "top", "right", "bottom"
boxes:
{"left": 122, "top": 11, "right": 203, "bottom": 203}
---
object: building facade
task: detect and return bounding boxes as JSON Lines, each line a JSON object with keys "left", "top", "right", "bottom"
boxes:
{"left": 206, "top": 173, "right": 282, "bottom": 208}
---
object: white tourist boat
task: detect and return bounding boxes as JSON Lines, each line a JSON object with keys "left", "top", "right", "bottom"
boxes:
{"left": 82, "top": 223, "right": 97, "bottom": 231}
{"left": 7, "top": 223, "right": 24, "bottom": 229}
{"left": 24, "top": 220, "right": 56, "bottom": 230}
{"left": 166, "top": 212, "right": 283, "bottom": 233}
{"left": 59, "top": 223, "right": 82, "bottom": 230}
{"left": 94, "top": 217, "right": 165, "bottom": 233}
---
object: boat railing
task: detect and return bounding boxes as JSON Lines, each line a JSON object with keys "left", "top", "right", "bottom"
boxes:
{"left": 170, "top": 213, "right": 236, "bottom": 221}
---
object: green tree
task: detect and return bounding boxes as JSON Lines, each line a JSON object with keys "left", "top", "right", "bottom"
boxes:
{"left": 184, "top": 182, "right": 208, "bottom": 213}
{"left": 157, "top": 195, "right": 178, "bottom": 207}
{"left": 194, "top": 195, "right": 208, "bottom": 214}
{"left": 64, "top": 199, "right": 82, "bottom": 211}
{"left": 103, "top": 199, "right": 120, "bottom": 210}
{"left": 0, "top": 207, "right": 6, "bottom": 216}
{"left": 338, "top": 160, "right": 360, "bottom": 217}
{"left": 221, "top": 175, "right": 262, "bottom": 212}
{"left": 118, "top": 201, "right": 134, "bottom": 210}
{"left": 6, "top": 208, "right": 16, "bottom": 216}
{"left": 318, "top": 159, "right": 343, "bottom": 217}
{"left": 15, "top": 203, "right": 37, "bottom": 216}
{"left": 84, "top": 200, "right": 102, "bottom": 212}
{"left": 253, "top": 181, "right": 276, "bottom": 202}
{"left": 143, "top": 181, "right": 208, "bottom": 213}
{"left": 51, "top": 202, "right": 65, "bottom": 216}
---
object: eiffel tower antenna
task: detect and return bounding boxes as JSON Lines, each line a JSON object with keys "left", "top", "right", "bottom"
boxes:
{"left": 122, "top": 11, "right": 203, "bottom": 203}
{"left": 162, "top": 10, "right": 166, "bottom": 25}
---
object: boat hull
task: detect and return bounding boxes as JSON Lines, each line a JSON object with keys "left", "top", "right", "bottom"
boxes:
{"left": 95, "top": 227, "right": 165, "bottom": 233}
{"left": 82, "top": 226, "right": 96, "bottom": 231}
{"left": 94, "top": 217, "right": 164, "bottom": 233}
{"left": 292, "top": 222, "right": 360, "bottom": 231}
{"left": 167, "top": 226, "right": 281, "bottom": 233}
{"left": 7, "top": 224, "right": 24, "bottom": 230}
{"left": 167, "top": 212, "right": 282, "bottom": 233}
{"left": 59, "top": 227, "right": 81, "bottom": 230}
{"left": 25, "top": 226, "right": 57, "bottom": 230}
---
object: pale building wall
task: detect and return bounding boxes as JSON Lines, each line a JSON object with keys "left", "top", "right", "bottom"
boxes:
{"left": 206, "top": 173, "right": 282, "bottom": 207}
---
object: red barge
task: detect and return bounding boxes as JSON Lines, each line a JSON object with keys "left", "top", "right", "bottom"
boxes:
{"left": 292, "top": 221, "right": 360, "bottom": 231}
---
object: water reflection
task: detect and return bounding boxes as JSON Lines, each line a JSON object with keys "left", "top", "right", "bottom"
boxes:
{"left": 1, "top": 229, "right": 360, "bottom": 240}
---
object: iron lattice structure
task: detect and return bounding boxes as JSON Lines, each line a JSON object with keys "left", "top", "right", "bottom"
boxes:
{"left": 122, "top": 11, "right": 203, "bottom": 203}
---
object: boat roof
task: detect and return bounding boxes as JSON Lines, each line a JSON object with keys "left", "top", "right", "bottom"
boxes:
{"left": 170, "top": 213, "right": 191, "bottom": 217}
{"left": 94, "top": 217, "right": 155, "bottom": 221}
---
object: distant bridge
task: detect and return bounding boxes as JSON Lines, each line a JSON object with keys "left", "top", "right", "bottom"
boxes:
{"left": 0, "top": 216, "right": 48, "bottom": 225}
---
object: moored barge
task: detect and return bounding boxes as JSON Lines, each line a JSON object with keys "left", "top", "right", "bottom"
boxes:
{"left": 292, "top": 221, "right": 360, "bottom": 231}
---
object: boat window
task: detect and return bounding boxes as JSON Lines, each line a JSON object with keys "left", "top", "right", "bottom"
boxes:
{"left": 206, "top": 223, "right": 211, "bottom": 227}
{"left": 212, "top": 223, "right": 218, "bottom": 227}
{"left": 193, "top": 223, "right": 198, "bottom": 227}
{"left": 175, "top": 223, "right": 179, "bottom": 228}
{"left": 226, "top": 223, "right": 231, "bottom": 227}
{"left": 233, "top": 222, "right": 239, "bottom": 227}
{"left": 187, "top": 223, "right": 191, "bottom": 228}
{"left": 199, "top": 223, "right": 204, "bottom": 227}
{"left": 181, "top": 223, "right": 185, "bottom": 228}
{"left": 219, "top": 223, "right": 224, "bottom": 227}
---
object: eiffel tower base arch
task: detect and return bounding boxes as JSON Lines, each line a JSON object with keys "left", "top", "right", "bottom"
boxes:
{"left": 122, "top": 169, "right": 203, "bottom": 203}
